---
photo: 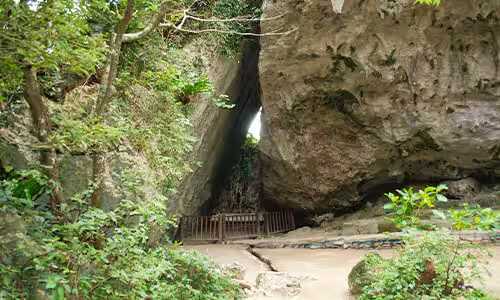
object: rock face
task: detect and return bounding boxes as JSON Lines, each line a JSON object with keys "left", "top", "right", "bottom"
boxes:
{"left": 259, "top": 0, "right": 500, "bottom": 212}
{"left": 1, "top": 94, "right": 163, "bottom": 211}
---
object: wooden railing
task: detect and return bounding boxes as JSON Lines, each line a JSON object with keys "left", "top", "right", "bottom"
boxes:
{"left": 180, "top": 210, "right": 295, "bottom": 242}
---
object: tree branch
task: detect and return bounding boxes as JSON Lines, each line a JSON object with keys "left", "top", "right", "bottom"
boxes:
{"left": 23, "top": 65, "right": 64, "bottom": 216}
{"left": 95, "top": 0, "right": 135, "bottom": 115}
{"left": 23, "top": 66, "right": 44, "bottom": 128}
{"left": 184, "top": 13, "right": 286, "bottom": 23}
{"left": 122, "top": 1, "right": 173, "bottom": 43}
{"left": 159, "top": 22, "right": 297, "bottom": 36}
{"left": 93, "top": 0, "right": 135, "bottom": 207}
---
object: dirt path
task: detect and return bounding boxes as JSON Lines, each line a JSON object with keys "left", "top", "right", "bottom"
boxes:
{"left": 185, "top": 245, "right": 500, "bottom": 299}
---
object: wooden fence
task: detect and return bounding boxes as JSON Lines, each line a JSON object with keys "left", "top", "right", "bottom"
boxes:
{"left": 180, "top": 210, "right": 295, "bottom": 242}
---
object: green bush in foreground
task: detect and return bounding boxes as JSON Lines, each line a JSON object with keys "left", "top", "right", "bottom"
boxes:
{"left": 0, "top": 170, "right": 240, "bottom": 299}
{"left": 356, "top": 230, "right": 493, "bottom": 300}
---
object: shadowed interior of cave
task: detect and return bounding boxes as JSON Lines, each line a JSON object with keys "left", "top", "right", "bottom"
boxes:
{"left": 203, "top": 104, "right": 263, "bottom": 215}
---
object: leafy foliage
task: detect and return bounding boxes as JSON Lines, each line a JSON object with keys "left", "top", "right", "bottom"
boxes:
{"left": 383, "top": 185, "right": 448, "bottom": 229}
{"left": 210, "top": 0, "right": 262, "bottom": 56}
{"left": 0, "top": 169, "right": 241, "bottom": 299}
{"left": 239, "top": 135, "right": 259, "bottom": 178}
{"left": 213, "top": 94, "right": 236, "bottom": 109}
{"left": 0, "top": 0, "right": 106, "bottom": 102}
{"left": 358, "top": 230, "right": 492, "bottom": 300}
{"left": 433, "top": 204, "right": 500, "bottom": 231}
{"left": 416, "top": 0, "right": 442, "bottom": 6}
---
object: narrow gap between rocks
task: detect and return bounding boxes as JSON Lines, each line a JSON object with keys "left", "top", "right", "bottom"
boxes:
{"left": 246, "top": 246, "right": 279, "bottom": 272}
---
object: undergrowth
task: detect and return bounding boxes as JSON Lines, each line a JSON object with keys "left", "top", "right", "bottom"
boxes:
{"left": 357, "top": 230, "right": 493, "bottom": 300}
{"left": 0, "top": 169, "right": 241, "bottom": 299}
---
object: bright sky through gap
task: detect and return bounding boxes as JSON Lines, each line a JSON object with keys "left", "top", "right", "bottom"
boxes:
{"left": 248, "top": 109, "right": 261, "bottom": 139}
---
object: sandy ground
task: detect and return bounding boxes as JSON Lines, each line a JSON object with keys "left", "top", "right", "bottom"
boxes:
{"left": 185, "top": 244, "right": 500, "bottom": 300}
{"left": 186, "top": 244, "right": 269, "bottom": 284}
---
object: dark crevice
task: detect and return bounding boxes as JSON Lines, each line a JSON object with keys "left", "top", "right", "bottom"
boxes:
{"left": 202, "top": 40, "right": 262, "bottom": 215}
{"left": 246, "top": 246, "right": 279, "bottom": 272}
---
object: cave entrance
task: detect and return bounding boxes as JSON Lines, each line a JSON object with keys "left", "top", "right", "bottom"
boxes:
{"left": 206, "top": 106, "right": 263, "bottom": 215}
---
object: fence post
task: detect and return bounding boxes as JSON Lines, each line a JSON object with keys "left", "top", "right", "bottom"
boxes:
{"left": 179, "top": 217, "right": 184, "bottom": 240}
{"left": 264, "top": 213, "right": 270, "bottom": 236}
{"left": 218, "top": 214, "right": 224, "bottom": 242}
{"left": 256, "top": 212, "right": 261, "bottom": 236}
{"left": 289, "top": 210, "right": 295, "bottom": 230}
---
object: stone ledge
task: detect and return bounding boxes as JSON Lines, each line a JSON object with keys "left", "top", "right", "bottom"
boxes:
{"left": 230, "top": 230, "right": 500, "bottom": 250}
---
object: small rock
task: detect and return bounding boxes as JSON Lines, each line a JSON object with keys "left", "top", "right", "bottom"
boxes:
{"left": 233, "top": 279, "right": 253, "bottom": 290}
{"left": 313, "top": 213, "right": 335, "bottom": 226}
{"left": 221, "top": 262, "right": 245, "bottom": 280}
{"left": 255, "top": 272, "right": 315, "bottom": 297}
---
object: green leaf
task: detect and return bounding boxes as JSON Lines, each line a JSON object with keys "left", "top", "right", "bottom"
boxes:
{"left": 383, "top": 203, "right": 394, "bottom": 211}
{"left": 55, "top": 286, "right": 65, "bottom": 300}
{"left": 432, "top": 210, "right": 447, "bottom": 220}
{"left": 436, "top": 194, "right": 448, "bottom": 202}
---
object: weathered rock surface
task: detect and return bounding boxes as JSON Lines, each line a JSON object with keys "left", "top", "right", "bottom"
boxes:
{"left": 259, "top": 0, "right": 500, "bottom": 212}
{"left": 221, "top": 261, "right": 246, "bottom": 280}
{"left": 255, "top": 271, "right": 315, "bottom": 297}
{"left": 0, "top": 103, "right": 162, "bottom": 211}
{"left": 442, "top": 177, "right": 481, "bottom": 200}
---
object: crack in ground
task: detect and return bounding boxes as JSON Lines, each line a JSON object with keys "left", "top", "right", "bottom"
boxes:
{"left": 246, "top": 246, "right": 279, "bottom": 272}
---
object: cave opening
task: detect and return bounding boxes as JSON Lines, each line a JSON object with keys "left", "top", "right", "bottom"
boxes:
{"left": 248, "top": 109, "right": 261, "bottom": 140}
{"left": 205, "top": 106, "right": 263, "bottom": 215}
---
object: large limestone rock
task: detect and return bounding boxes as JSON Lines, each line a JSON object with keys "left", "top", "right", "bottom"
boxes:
{"left": 259, "top": 0, "right": 500, "bottom": 212}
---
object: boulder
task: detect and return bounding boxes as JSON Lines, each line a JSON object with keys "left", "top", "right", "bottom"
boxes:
{"left": 442, "top": 177, "right": 481, "bottom": 200}
{"left": 342, "top": 220, "right": 380, "bottom": 236}
{"left": 259, "top": 0, "right": 500, "bottom": 213}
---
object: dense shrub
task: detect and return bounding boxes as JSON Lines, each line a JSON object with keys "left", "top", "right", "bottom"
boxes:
{"left": 434, "top": 203, "right": 500, "bottom": 231}
{"left": 355, "top": 230, "right": 493, "bottom": 300}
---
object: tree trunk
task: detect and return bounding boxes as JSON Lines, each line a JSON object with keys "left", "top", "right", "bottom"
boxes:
{"left": 91, "top": 0, "right": 135, "bottom": 207}
{"left": 90, "top": 152, "right": 107, "bottom": 208}
{"left": 90, "top": 0, "right": 175, "bottom": 207}
{"left": 23, "top": 65, "right": 63, "bottom": 216}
